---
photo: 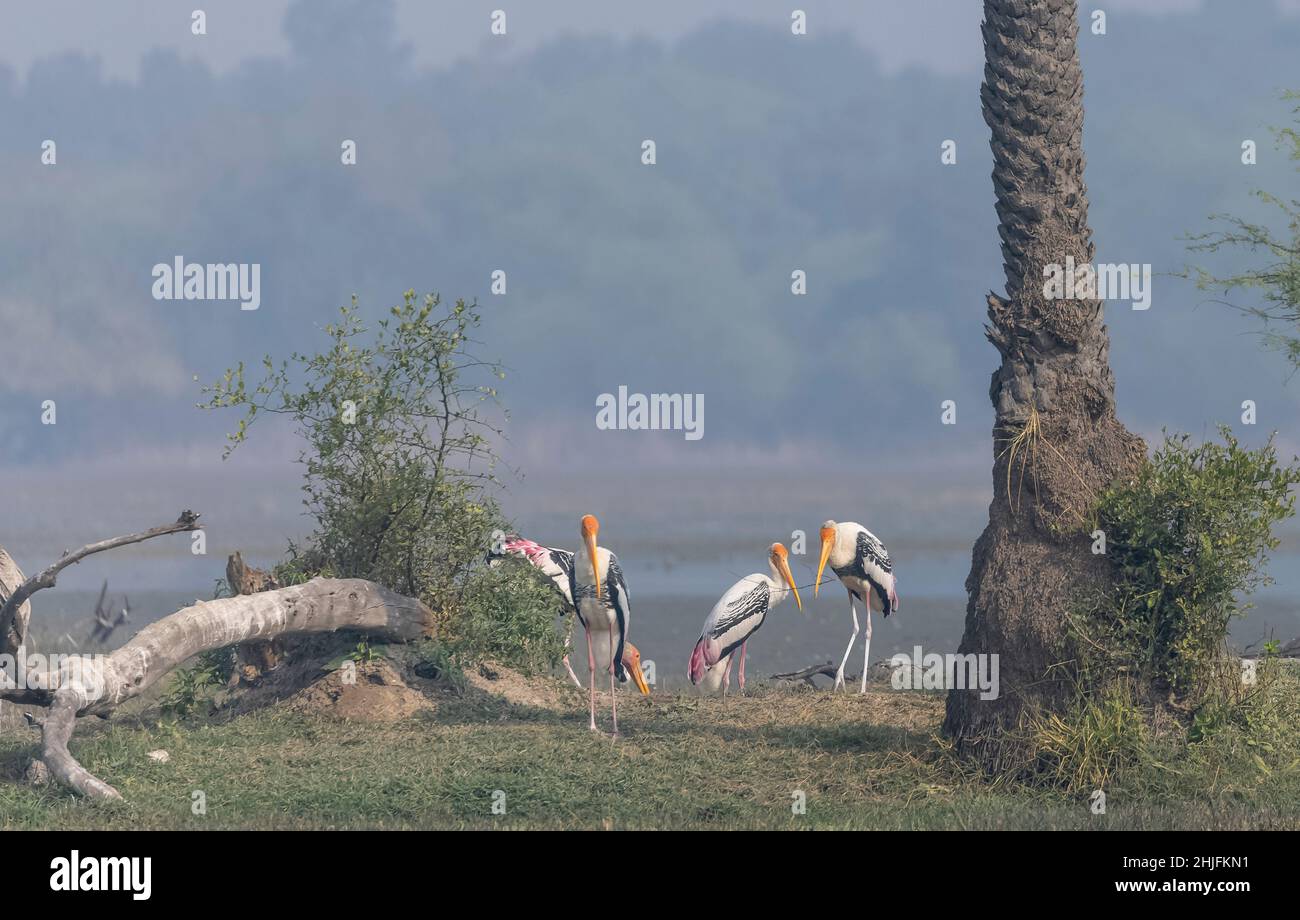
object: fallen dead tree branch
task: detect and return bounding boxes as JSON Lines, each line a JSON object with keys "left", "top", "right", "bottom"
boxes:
{"left": 3, "top": 577, "right": 434, "bottom": 800}
{"left": 87, "top": 581, "right": 130, "bottom": 647}
{"left": 771, "top": 661, "right": 858, "bottom": 688}
{"left": 0, "top": 547, "right": 32, "bottom": 654}
{"left": 0, "top": 511, "right": 201, "bottom": 652}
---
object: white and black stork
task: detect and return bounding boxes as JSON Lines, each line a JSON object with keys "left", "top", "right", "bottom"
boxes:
{"left": 487, "top": 532, "right": 647, "bottom": 696}
{"left": 815, "top": 520, "right": 899, "bottom": 693}
{"left": 572, "top": 514, "right": 649, "bottom": 734}
{"left": 689, "top": 543, "right": 802, "bottom": 694}
{"left": 487, "top": 534, "right": 584, "bottom": 687}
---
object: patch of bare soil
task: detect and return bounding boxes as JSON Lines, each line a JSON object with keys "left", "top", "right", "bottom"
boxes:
{"left": 283, "top": 658, "right": 432, "bottom": 722}
{"left": 459, "top": 660, "right": 576, "bottom": 712}
{"left": 211, "top": 635, "right": 578, "bottom": 723}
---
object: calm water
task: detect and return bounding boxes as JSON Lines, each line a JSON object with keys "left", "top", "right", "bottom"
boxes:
{"left": 12, "top": 468, "right": 1299, "bottom": 677}
{"left": 27, "top": 550, "right": 1300, "bottom": 690}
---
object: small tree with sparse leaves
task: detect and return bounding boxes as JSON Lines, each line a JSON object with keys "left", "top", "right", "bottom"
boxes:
{"left": 1186, "top": 92, "right": 1300, "bottom": 368}
{"left": 201, "top": 291, "right": 563, "bottom": 671}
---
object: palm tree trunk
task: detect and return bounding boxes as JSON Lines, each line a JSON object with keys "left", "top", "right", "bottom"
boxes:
{"left": 942, "top": 0, "right": 1146, "bottom": 766}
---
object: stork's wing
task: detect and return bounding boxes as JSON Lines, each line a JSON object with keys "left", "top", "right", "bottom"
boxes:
{"left": 855, "top": 530, "right": 893, "bottom": 575}
{"left": 496, "top": 537, "right": 576, "bottom": 610}
{"left": 700, "top": 575, "right": 771, "bottom": 663}
{"left": 853, "top": 529, "right": 898, "bottom": 616}
{"left": 545, "top": 548, "right": 576, "bottom": 607}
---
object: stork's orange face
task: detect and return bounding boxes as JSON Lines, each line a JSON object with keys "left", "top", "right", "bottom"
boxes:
{"left": 769, "top": 543, "right": 803, "bottom": 612}
{"left": 815, "top": 523, "right": 837, "bottom": 598}
{"left": 622, "top": 642, "right": 651, "bottom": 695}
{"left": 580, "top": 514, "right": 601, "bottom": 600}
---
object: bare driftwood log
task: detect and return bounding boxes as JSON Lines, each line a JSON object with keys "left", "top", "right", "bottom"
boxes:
{"left": 226, "top": 551, "right": 280, "bottom": 596}
{"left": 0, "top": 511, "right": 201, "bottom": 654}
{"left": 771, "top": 662, "right": 858, "bottom": 688}
{"left": 86, "top": 580, "right": 131, "bottom": 646}
{"left": 0, "top": 547, "right": 32, "bottom": 653}
{"left": 5, "top": 577, "right": 434, "bottom": 799}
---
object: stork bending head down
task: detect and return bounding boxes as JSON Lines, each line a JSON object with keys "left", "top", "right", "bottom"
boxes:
{"left": 487, "top": 534, "right": 584, "bottom": 688}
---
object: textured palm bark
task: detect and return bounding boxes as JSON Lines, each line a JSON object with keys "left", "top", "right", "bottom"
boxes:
{"left": 942, "top": 0, "right": 1145, "bottom": 764}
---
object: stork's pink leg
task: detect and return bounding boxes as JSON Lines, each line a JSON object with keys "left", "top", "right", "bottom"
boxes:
{"left": 562, "top": 630, "right": 582, "bottom": 688}
{"left": 608, "top": 630, "right": 619, "bottom": 736}
{"left": 860, "top": 595, "right": 873, "bottom": 695}
{"left": 834, "top": 589, "right": 859, "bottom": 691}
{"left": 722, "top": 655, "right": 733, "bottom": 696}
{"left": 738, "top": 641, "right": 747, "bottom": 693}
{"left": 586, "top": 625, "right": 598, "bottom": 731}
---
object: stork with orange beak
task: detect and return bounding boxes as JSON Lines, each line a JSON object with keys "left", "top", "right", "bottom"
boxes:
{"left": 571, "top": 514, "right": 649, "bottom": 733}
{"left": 815, "top": 520, "right": 899, "bottom": 693}
{"left": 689, "top": 543, "right": 803, "bottom": 694}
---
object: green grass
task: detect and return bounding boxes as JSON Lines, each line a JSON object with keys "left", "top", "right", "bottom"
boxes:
{"left": 2, "top": 679, "right": 1298, "bottom": 829}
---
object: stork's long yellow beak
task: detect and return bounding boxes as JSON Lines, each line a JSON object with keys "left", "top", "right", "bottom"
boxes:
{"left": 779, "top": 556, "right": 804, "bottom": 613}
{"left": 815, "top": 534, "right": 834, "bottom": 599}
{"left": 585, "top": 528, "right": 600, "bottom": 601}
{"left": 630, "top": 663, "right": 650, "bottom": 695}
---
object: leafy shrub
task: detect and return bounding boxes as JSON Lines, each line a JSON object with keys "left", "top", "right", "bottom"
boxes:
{"left": 1086, "top": 427, "right": 1299, "bottom": 701}
{"left": 202, "top": 290, "right": 562, "bottom": 674}
{"left": 997, "top": 429, "right": 1300, "bottom": 792}
{"left": 412, "top": 639, "right": 465, "bottom": 691}
{"left": 203, "top": 291, "right": 505, "bottom": 614}
{"left": 271, "top": 554, "right": 322, "bottom": 586}
{"left": 1186, "top": 91, "right": 1300, "bottom": 369}
{"left": 1026, "top": 680, "right": 1152, "bottom": 792}
{"left": 159, "top": 653, "right": 226, "bottom": 718}
{"left": 446, "top": 561, "right": 567, "bottom": 675}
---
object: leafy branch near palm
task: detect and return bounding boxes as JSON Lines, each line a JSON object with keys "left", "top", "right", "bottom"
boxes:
{"left": 1185, "top": 91, "right": 1300, "bottom": 368}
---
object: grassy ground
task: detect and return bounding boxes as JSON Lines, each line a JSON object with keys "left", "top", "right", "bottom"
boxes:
{"left": 3, "top": 668, "right": 1299, "bottom": 829}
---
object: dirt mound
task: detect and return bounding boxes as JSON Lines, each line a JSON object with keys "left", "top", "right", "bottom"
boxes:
{"left": 284, "top": 658, "right": 433, "bottom": 722}
{"left": 189, "top": 632, "right": 578, "bottom": 724}
{"left": 461, "top": 660, "right": 576, "bottom": 712}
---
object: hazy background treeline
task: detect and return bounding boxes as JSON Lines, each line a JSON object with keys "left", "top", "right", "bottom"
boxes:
{"left": 1, "top": 1, "right": 1297, "bottom": 670}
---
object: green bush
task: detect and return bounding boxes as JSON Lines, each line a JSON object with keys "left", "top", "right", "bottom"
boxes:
{"left": 1186, "top": 91, "right": 1300, "bottom": 370}
{"left": 202, "top": 291, "right": 563, "bottom": 674}
{"left": 447, "top": 561, "right": 567, "bottom": 675}
{"left": 159, "top": 652, "right": 227, "bottom": 718}
{"left": 1087, "top": 427, "right": 1299, "bottom": 701}
{"left": 203, "top": 291, "right": 506, "bottom": 615}
{"left": 1025, "top": 679, "right": 1153, "bottom": 792}
{"left": 1001, "top": 429, "right": 1300, "bottom": 793}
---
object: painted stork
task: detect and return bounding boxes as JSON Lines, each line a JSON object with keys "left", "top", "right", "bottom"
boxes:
{"left": 689, "top": 543, "right": 803, "bottom": 694}
{"left": 815, "top": 520, "right": 899, "bottom": 693}
{"left": 486, "top": 535, "right": 584, "bottom": 688}
{"left": 572, "top": 514, "right": 649, "bottom": 733}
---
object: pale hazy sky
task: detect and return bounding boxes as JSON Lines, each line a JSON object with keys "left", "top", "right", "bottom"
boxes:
{"left": 3, "top": 0, "right": 1299, "bottom": 591}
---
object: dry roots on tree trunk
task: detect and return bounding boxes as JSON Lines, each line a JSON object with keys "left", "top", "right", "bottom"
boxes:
{"left": 942, "top": 0, "right": 1146, "bottom": 767}
{"left": 0, "top": 516, "right": 434, "bottom": 800}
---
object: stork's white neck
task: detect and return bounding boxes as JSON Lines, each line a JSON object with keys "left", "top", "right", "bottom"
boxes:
{"left": 766, "top": 558, "right": 791, "bottom": 604}
{"left": 573, "top": 544, "right": 611, "bottom": 584}
{"left": 829, "top": 522, "right": 861, "bottom": 568}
